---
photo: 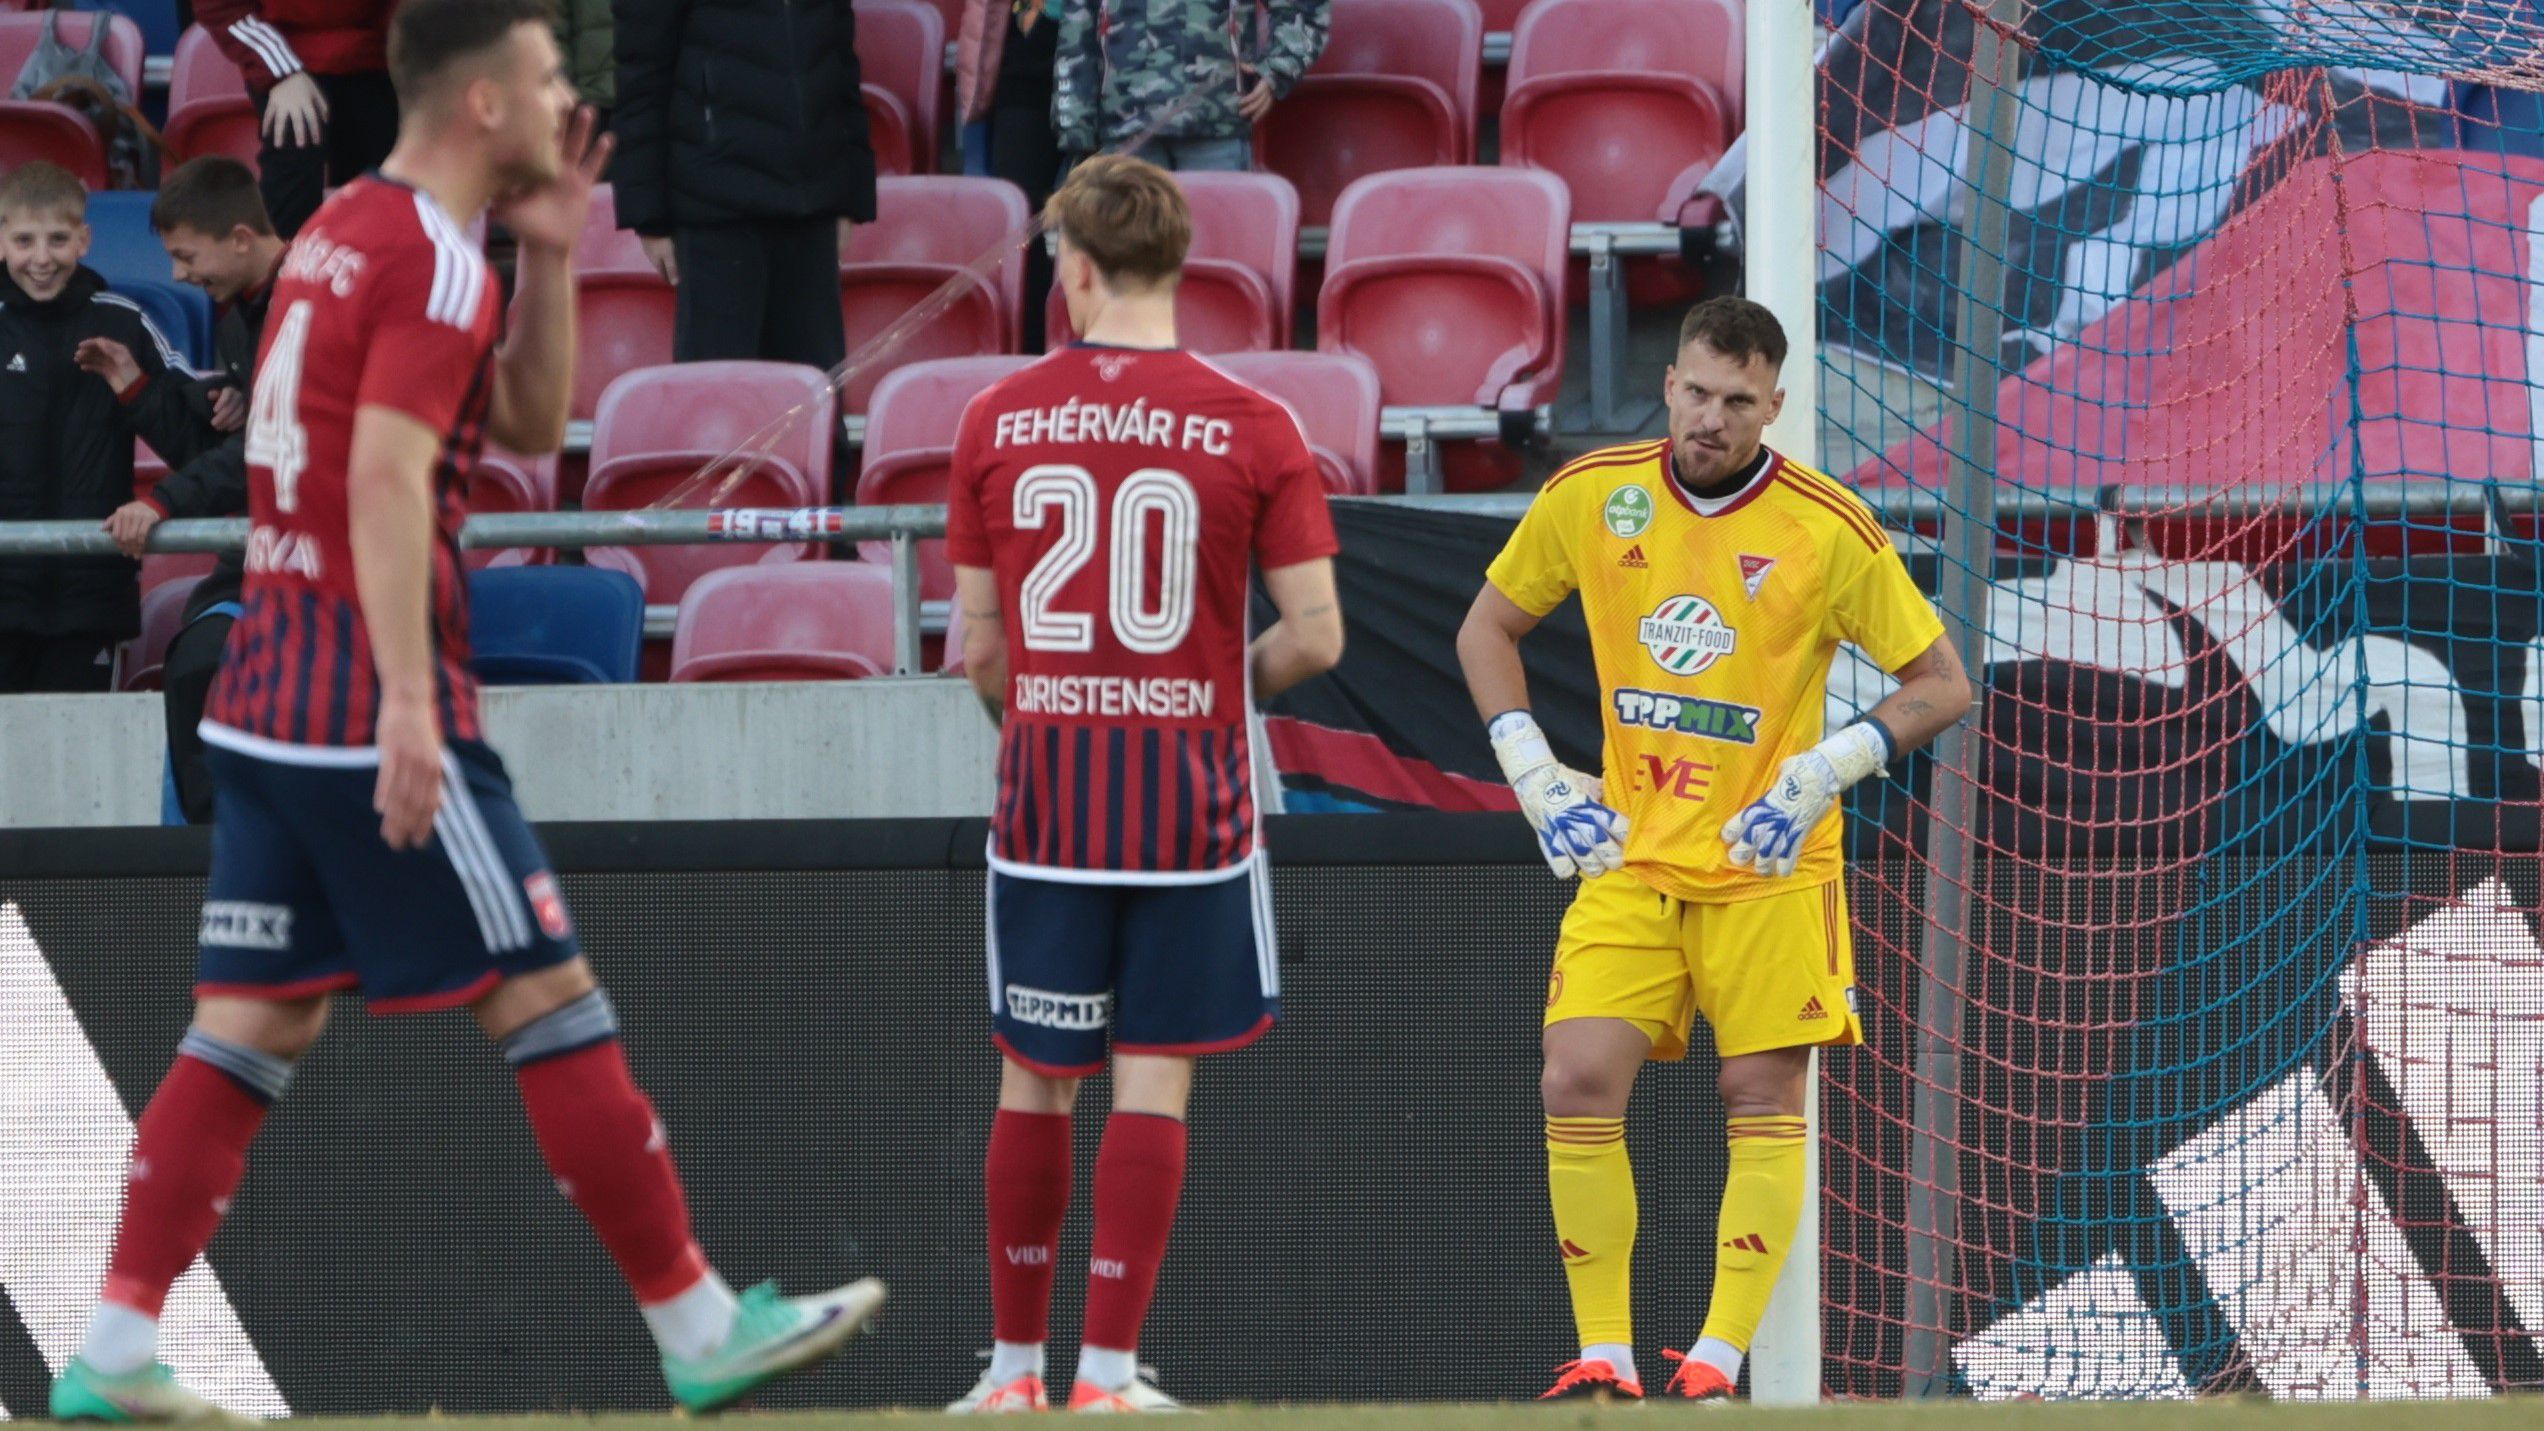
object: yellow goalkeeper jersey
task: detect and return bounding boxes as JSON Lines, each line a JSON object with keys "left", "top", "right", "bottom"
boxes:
{"left": 1486, "top": 439, "right": 1945, "bottom": 901}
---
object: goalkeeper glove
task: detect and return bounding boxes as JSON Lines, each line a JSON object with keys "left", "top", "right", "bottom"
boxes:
{"left": 1489, "top": 710, "right": 1629, "bottom": 879}
{"left": 1721, "top": 721, "right": 1895, "bottom": 878}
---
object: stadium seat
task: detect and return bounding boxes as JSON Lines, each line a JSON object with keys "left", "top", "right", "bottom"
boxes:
{"left": 862, "top": 83, "right": 915, "bottom": 179}
{"left": 1317, "top": 166, "right": 1568, "bottom": 414}
{"left": 165, "top": 26, "right": 258, "bottom": 168}
{"left": 84, "top": 191, "right": 169, "bottom": 286}
{"left": 1209, "top": 350, "right": 1386, "bottom": 496}
{"left": 105, "top": 0, "right": 181, "bottom": 63}
{"left": 118, "top": 572, "right": 202, "bottom": 692}
{"left": 0, "top": 12, "right": 146, "bottom": 107}
{"left": 582, "top": 361, "right": 837, "bottom": 603}
{"left": 0, "top": 100, "right": 107, "bottom": 188}
{"left": 853, "top": 353, "right": 1034, "bottom": 598}
{"left": 669, "top": 561, "right": 898, "bottom": 683}
{"left": 1256, "top": 0, "right": 1481, "bottom": 226}
{"left": 855, "top": 0, "right": 943, "bottom": 175}
{"left": 1474, "top": 0, "right": 1531, "bottom": 27}
{"left": 139, "top": 551, "right": 213, "bottom": 595}
{"left": 466, "top": 566, "right": 645, "bottom": 685}
{"left": 572, "top": 197, "right": 675, "bottom": 422}
{"left": 464, "top": 448, "right": 558, "bottom": 570}
{"left": 1501, "top": 0, "right": 1741, "bottom": 222}
{"left": 838, "top": 174, "right": 1029, "bottom": 412}
{"left": 1046, "top": 170, "right": 1299, "bottom": 353}
{"left": 107, "top": 277, "right": 213, "bottom": 370}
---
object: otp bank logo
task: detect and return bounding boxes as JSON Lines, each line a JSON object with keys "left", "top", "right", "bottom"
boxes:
{"left": 1638, "top": 595, "right": 1736, "bottom": 676}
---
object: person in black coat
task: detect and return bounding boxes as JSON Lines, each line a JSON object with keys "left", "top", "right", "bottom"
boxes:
{"left": 100, "top": 159, "right": 286, "bottom": 820}
{"left": 0, "top": 163, "right": 222, "bottom": 694}
{"left": 613, "top": 0, "right": 879, "bottom": 369}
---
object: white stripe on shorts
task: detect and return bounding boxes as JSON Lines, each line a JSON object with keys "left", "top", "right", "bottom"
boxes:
{"left": 437, "top": 754, "right": 531, "bottom": 952}
{"left": 1248, "top": 854, "right": 1278, "bottom": 998}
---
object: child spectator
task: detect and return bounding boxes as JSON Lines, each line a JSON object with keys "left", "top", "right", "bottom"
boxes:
{"left": 99, "top": 157, "right": 284, "bottom": 817}
{"left": 0, "top": 163, "right": 222, "bottom": 694}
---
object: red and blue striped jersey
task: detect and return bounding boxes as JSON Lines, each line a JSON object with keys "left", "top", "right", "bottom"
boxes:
{"left": 204, "top": 176, "right": 499, "bottom": 753}
{"left": 946, "top": 347, "right": 1339, "bottom": 883}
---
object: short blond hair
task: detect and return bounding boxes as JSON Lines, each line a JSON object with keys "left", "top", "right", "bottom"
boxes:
{"left": 0, "top": 162, "right": 87, "bottom": 225}
{"left": 1045, "top": 154, "right": 1191, "bottom": 288}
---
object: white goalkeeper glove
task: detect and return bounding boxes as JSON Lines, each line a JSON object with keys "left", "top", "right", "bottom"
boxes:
{"left": 1721, "top": 721, "right": 1895, "bottom": 878}
{"left": 1489, "top": 710, "right": 1629, "bottom": 879}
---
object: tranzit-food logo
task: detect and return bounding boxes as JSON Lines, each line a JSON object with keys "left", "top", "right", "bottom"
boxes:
{"left": 1638, "top": 595, "right": 1737, "bottom": 676}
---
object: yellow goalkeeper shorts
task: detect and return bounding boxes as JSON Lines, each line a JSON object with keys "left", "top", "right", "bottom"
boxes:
{"left": 1545, "top": 872, "right": 1863, "bottom": 1061}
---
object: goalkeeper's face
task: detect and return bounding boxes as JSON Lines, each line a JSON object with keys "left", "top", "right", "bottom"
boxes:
{"left": 1665, "top": 339, "right": 1784, "bottom": 488}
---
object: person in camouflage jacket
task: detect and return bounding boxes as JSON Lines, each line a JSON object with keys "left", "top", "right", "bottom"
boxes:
{"left": 1053, "top": 0, "right": 1329, "bottom": 171}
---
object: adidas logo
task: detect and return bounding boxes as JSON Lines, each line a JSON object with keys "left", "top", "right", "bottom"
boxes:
{"left": 1720, "top": 1233, "right": 1769, "bottom": 1255}
{"left": 1799, "top": 995, "right": 1829, "bottom": 1021}
{"left": 1560, "top": 1238, "right": 1591, "bottom": 1261}
{"left": 5, "top": 353, "right": 22, "bottom": 373}
{"left": 1618, "top": 543, "right": 1647, "bottom": 569}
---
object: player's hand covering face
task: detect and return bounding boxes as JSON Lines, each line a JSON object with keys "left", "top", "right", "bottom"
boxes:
{"left": 495, "top": 105, "right": 613, "bottom": 252}
{"left": 1490, "top": 711, "right": 1630, "bottom": 879}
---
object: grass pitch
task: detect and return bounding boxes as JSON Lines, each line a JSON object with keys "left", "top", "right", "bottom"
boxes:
{"left": 276, "top": 1398, "right": 2538, "bottom": 1430}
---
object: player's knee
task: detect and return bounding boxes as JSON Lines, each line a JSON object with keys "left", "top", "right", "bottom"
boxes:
{"left": 193, "top": 995, "right": 328, "bottom": 1062}
{"left": 1540, "top": 1057, "right": 1632, "bottom": 1117}
{"left": 1716, "top": 1048, "right": 1811, "bottom": 1121}
{"left": 1000, "top": 1057, "right": 1080, "bottom": 1115}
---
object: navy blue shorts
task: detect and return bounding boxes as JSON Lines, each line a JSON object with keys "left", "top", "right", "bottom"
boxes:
{"left": 987, "top": 860, "right": 1279, "bottom": 1076}
{"left": 196, "top": 731, "right": 579, "bottom": 1012}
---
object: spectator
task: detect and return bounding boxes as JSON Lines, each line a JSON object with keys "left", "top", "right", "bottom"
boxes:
{"left": 0, "top": 164, "right": 221, "bottom": 695}
{"left": 100, "top": 159, "right": 285, "bottom": 821}
{"left": 956, "top": 0, "right": 1061, "bottom": 348}
{"left": 195, "top": 0, "right": 400, "bottom": 238}
{"left": 557, "top": 0, "right": 612, "bottom": 131}
{"left": 614, "top": 0, "right": 877, "bottom": 369}
{"left": 1053, "top": 0, "right": 1328, "bottom": 173}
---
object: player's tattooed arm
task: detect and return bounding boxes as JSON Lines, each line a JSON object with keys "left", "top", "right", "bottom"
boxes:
{"left": 954, "top": 565, "right": 1009, "bottom": 726}
{"left": 1252, "top": 560, "right": 1346, "bottom": 700}
{"left": 1862, "top": 635, "right": 1974, "bottom": 756}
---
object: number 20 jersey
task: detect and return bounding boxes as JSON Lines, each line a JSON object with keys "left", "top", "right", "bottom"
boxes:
{"left": 205, "top": 176, "right": 501, "bottom": 752}
{"left": 946, "top": 347, "right": 1339, "bottom": 882}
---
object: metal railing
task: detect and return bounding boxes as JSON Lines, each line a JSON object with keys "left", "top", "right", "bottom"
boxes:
{"left": 0, "top": 478, "right": 2527, "bottom": 678}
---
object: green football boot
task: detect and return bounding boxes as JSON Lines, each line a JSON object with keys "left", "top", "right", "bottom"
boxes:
{"left": 662, "top": 1276, "right": 886, "bottom": 1413}
{"left": 49, "top": 1359, "right": 246, "bottom": 1423}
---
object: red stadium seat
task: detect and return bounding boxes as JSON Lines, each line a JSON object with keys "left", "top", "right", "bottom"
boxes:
{"left": 854, "top": 353, "right": 1035, "bottom": 599}
{"left": 582, "top": 362, "right": 838, "bottom": 603}
{"left": 0, "top": 101, "right": 106, "bottom": 188}
{"left": 1256, "top": 0, "right": 1481, "bottom": 226}
{"left": 1474, "top": 0, "right": 1532, "bottom": 27}
{"left": 140, "top": 552, "right": 215, "bottom": 593}
{"left": 1317, "top": 166, "right": 1568, "bottom": 413}
{"left": 1207, "top": 350, "right": 1386, "bottom": 496}
{"left": 862, "top": 83, "right": 915, "bottom": 179}
{"left": 0, "top": 12, "right": 145, "bottom": 109}
{"left": 1502, "top": 0, "right": 1741, "bottom": 222}
{"left": 839, "top": 175, "right": 1029, "bottom": 412}
{"left": 669, "top": 562, "right": 898, "bottom": 683}
{"left": 118, "top": 574, "right": 204, "bottom": 692}
{"left": 1047, "top": 170, "right": 1300, "bottom": 353}
{"left": 855, "top": 0, "right": 944, "bottom": 175}
{"left": 464, "top": 448, "right": 558, "bottom": 570}
{"left": 572, "top": 209, "right": 675, "bottom": 422}
{"left": 165, "top": 25, "right": 257, "bottom": 169}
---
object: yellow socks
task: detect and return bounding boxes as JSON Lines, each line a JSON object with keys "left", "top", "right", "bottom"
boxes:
{"left": 1546, "top": 1116, "right": 1636, "bottom": 1350}
{"left": 1694, "top": 1115, "right": 1808, "bottom": 1362}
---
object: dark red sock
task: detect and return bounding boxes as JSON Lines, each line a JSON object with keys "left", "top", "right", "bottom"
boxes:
{"left": 986, "top": 1109, "right": 1072, "bottom": 1345}
{"left": 103, "top": 1054, "right": 269, "bottom": 1316}
{"left": 513, "top": 1040, "right": 710, "bottom": 1303}
{"left": 1080, "top": 1112, "right": 1187, "bottom": 1353}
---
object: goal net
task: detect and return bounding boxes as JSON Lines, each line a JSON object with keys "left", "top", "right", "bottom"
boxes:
{"left": 1783, "top": 0, "right": 2544, "bottom": 1400}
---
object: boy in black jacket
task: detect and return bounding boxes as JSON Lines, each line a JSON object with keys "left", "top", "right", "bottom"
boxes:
{"left": 101, "top": 158, "right": 283, "bottom": 820}
{"left": 0, "top": 162, "right": 221, "bottom": 693}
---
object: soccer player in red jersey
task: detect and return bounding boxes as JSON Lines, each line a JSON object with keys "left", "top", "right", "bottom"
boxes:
{"left": 50, "top": 1, "right": 879, "bottom": 1420}
{"left": 943, "top": 155, "right": 1346, "bottom": 1414}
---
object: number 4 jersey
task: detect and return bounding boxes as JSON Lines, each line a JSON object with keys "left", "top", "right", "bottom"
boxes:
{"left": 946, "top": 347, "right": 1339, "bottom": 882}
{"left": 206, "top": 176, "right": 502, "bottom": 753}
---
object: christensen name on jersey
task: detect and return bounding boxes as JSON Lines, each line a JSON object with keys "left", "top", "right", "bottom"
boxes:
{"left": 1011, "top": 674, "right": 1220, "bottom": 719}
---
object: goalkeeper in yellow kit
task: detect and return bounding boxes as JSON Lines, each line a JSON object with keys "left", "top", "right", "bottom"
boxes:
{"left": 1457, "top": 298, "right": 1973, "bottom": 1402}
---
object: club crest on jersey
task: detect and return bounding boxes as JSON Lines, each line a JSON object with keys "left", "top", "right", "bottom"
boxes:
{"left": 1638, "top": 595, "right": 1736, "bottom": 676}
{"left": 1604, "top": 485, "right": 1654, "bottom": 538}
{"left": 1095, "top": 353, "right": 1134, "bottom": 382}
{"left": 1739, "top": 554, "right": 1777, "bottom": 599}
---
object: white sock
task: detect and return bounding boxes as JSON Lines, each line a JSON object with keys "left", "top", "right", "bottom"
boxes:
{"left": 1690, "top": 1335, "right": 1743, "bottom": 1383}
{"left": 1075, "top": 1344, "right": 1137, "bottom": 1392}
{"left": 82, "top": 1303, "right": 158, "bottom": 1376}
{"left": 640, "top": 1269, "right": 740, "bottom": 1362}
{"left": 988, "top": 1340, "right": 1044, "bottom": 1385}
{"left": 1581, "top": 1342, "right": 1638, "bottom": 1385}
